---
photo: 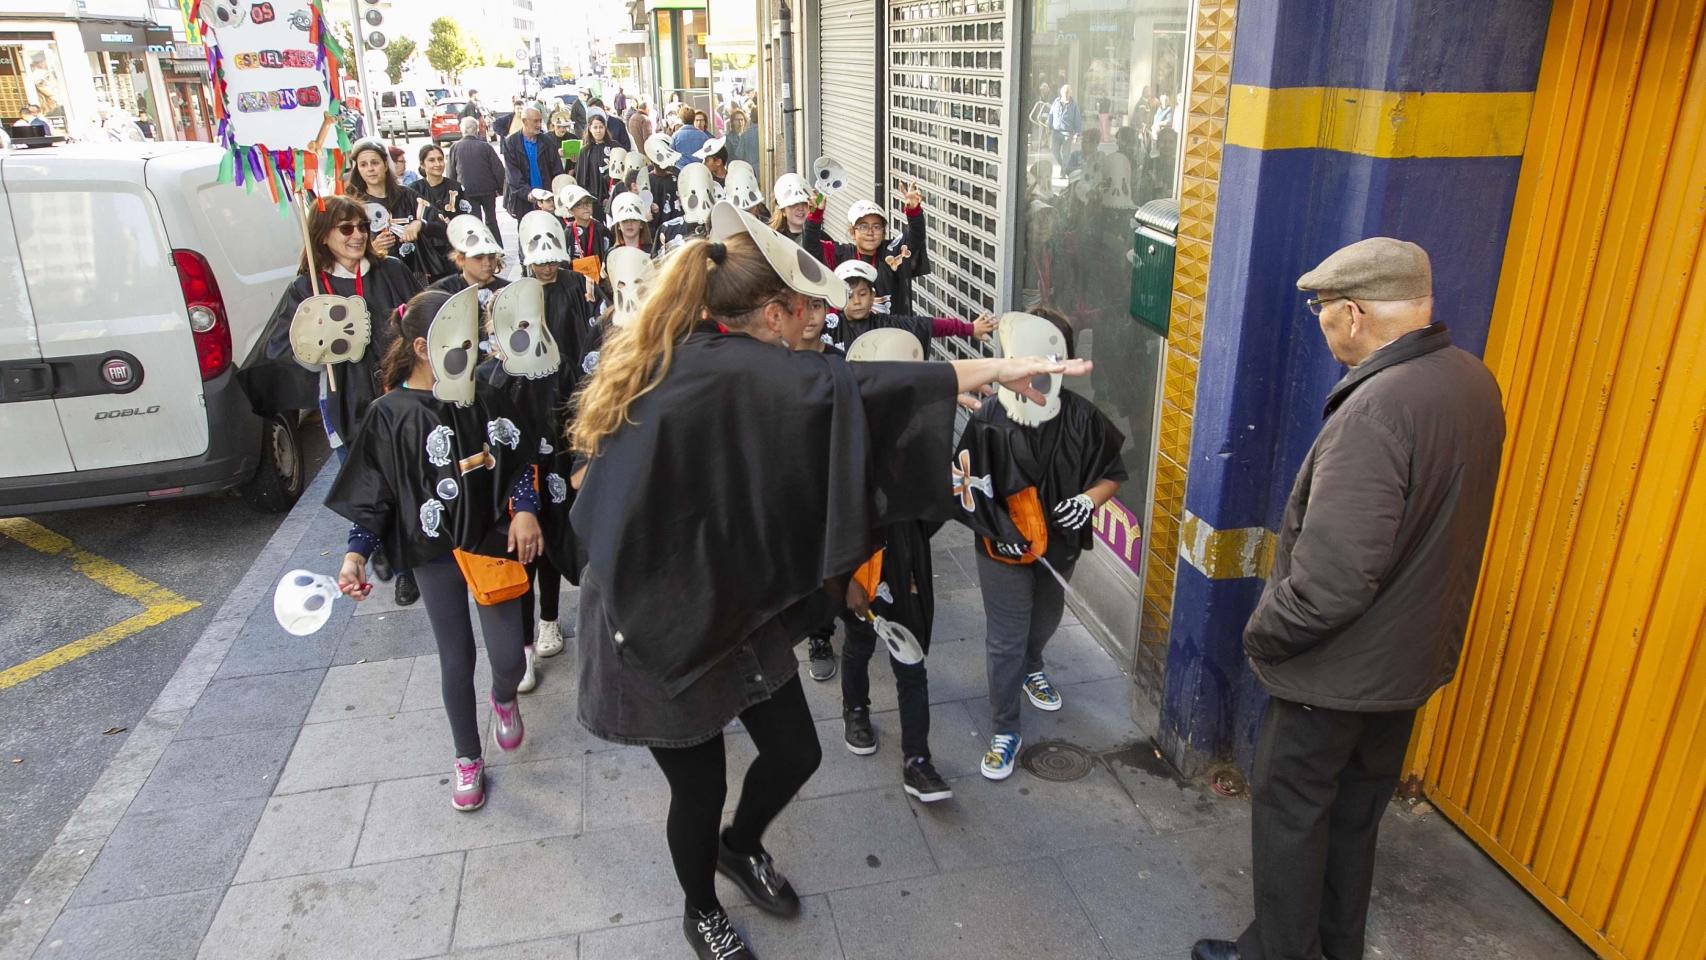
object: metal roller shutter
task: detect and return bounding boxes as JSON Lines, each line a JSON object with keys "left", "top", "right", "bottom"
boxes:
{"left": 816, "top": 0, "right": 881, "bottom": 228}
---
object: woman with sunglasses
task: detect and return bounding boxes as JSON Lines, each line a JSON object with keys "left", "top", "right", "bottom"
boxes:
{"left": 569, "top": 202, "right": 1087, "bottom": 959}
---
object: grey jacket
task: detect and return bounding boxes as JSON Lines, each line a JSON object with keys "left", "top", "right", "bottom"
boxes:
{"left": 1244, "top": 324, "right": 1505, "bottom": 711}
{"left": 445, "top": 137, "right": 504, "bottom": 196}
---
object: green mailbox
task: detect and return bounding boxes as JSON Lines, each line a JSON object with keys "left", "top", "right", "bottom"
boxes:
{"left": 1129, "top": 198, "right": 1180, "bottom": 337}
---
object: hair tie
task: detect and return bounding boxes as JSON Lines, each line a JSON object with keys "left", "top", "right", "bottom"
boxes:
{"left": 706, "top": 241, "right": 727, "bottom": 265}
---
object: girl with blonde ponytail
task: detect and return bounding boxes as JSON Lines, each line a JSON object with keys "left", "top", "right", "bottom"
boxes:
{"left": 568, "top": 202, "right": 1086, "bottom": 960}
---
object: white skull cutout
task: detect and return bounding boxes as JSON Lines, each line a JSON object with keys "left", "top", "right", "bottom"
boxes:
{"left": 448, "top": 214, "right": 501, "bottom": 257}
{"left": 273, "top": 569, "right": 339, "bottom": 637}
{"left": 644, "top": 133, "right": 682, "bottom": 168}
{"left": 604, "top": 147, "right": 628, "bottom": 178}
{"left": 488, "top": 277, "right": 560, "bottom": 379}
{"left": 724, "top": 161, "right": 765, "bottom": 210}
{"left": 1100, "top": 153, "right": 1136, "bottom": 209}
{"left": 199, "top": 0, "right": 246, "bottom": 31}
{"left": 622, "top": 149, "right": 650, "bottom": 180}
{"left": 605, "top": 247, "right": 657, "bottom": 328}
{"left": 519, "top": 210, "right": 569, "bottom": 266}
{"left": 678, "top": 163, "right": 717, "bottom": 225}
{"left": 996, "top": 312, "right": 1066, "bottom": 427}
{"left": 289, "top": 295, "right": 371, "bottom": 366}
{"left": 364, "top": 202, "right": 392, "bottom": 237}
{"left": 608, "top": 192, "right": 648, "bottom": 227}
{"left": 812, "top": 156, "right": 849, "bottom": 194}
{"left": 428, "top": 286, "right": 482, "bottom": 406}
{"left": 550, "top": 173, "right": 576, "bottom": 197}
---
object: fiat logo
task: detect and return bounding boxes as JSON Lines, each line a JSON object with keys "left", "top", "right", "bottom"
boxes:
{"left": 102, "top": 357, "right": 134, "bottom": 388}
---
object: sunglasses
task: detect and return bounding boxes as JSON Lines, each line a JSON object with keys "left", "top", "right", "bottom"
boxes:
{"left": 334, "top": 221, "right": 372, "bottom": 237}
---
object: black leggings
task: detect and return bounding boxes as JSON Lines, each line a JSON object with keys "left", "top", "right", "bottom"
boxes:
{"left": 648, "top": 675, "right": 822, "bottom": 911}
{"left": 521, "top": 556, "right": 562, "bottom": 645}
{"left": 413, "top": 556, "right": 527, "bottom": 759}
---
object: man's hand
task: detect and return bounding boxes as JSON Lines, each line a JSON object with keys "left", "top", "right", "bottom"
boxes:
{"left": 845, "top": 577, "right": 871, "bottom": 619}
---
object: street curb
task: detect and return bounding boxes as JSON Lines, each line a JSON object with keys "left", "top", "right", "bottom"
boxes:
{"left": 0, "top": 464, "right": 337, "bottom": 960}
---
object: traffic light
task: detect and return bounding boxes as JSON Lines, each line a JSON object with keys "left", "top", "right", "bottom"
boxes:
{"left": 363, "top": 0, "right": 385, "bottom": 50}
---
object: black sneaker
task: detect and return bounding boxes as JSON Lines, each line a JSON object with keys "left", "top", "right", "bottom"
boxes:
{"left": 394, "top": 570, "right": 420, "bottom": 607}
{"left": 370, "top": 549, "right": 394, "bottom": 583}
{"left": 842, "top": 705, "right": 877, "bottom": 756}
{"left": 806, "top": 636, "right": 837, "bottom": 681}
{"left": 902, "top": 756, "right": 953, "bottom": 803}
{"left": 683, "top": 906, "right": 754, "bottom": 959}
{"left": 717, "top": 828, "right": 801, "bottom": 918}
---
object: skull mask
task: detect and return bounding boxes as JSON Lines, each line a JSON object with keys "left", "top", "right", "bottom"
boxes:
{"left": 622, "top": 148, "right": 650, "bottom": 180}
{"left": 200, "top": 0, "right": 247, "bottom": 30}
{"left": 289, "top": 295, "right": 371, "bottom": 366}
{"left": 846, "top": 327, "right": 925, "bottom": 363}
{"left": 519, "top": 210, "right": 569, "bottom": 266}
{"left": 364, "top": 202, "right": 392, "bottom": 237}
{"left": 678, "top": 163, "right": 717, "bottom": 225}
{"left": 428, "top": 286, "right": 482, "bottom": 406}
{"left": 609, "top": 192, "right": 648, "bottom": 229}
{"left": 644, "top": 134, "right": 682, "bottom": 168}
{"left": 812, "top": 156, "right": 849, "bottom": 194}
{"left": 487, "top": 277, "right": 560, "bottom": 379}
{"left": 604, "top": 147, "right": 628, "bottom": 178}
{"left": 273, "top": 569, "right": 339, "bottom": 637}
{"left": 724, "top": 161, "right": 765, "bottom": 210}
{"left": 996, "top": 312, "right": 1067, "bottom": 427}
{"left": 605, "top": 247, "right": 658, "bottom": 328}
{"left": 447, "top": 213, "right": 502, "bottom": 257}
{"left": 550, "top": 173, "right": 576, "bottom": 196}
{"left": 774, "top": 172, "right": 812, "bottom": 208}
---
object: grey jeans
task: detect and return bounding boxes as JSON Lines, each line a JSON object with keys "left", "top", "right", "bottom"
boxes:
{"left": 974, "top": 543, "right": 1078, "bottom": 736}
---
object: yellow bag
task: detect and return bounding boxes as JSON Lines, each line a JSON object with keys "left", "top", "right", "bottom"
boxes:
{"left": 452, "top": 549, "right": 530, "bottom": 606}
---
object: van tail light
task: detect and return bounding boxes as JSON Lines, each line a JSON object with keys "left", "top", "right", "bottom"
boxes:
{"left": 172, "top": 249, "right": 233, "bottom": 380}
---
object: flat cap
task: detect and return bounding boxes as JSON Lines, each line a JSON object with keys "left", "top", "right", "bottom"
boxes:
{"left": 1296, "top": 237, "right": 1432, "bottom": 300}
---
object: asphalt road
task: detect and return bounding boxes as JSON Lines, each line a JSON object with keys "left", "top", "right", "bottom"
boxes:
{"left": 0, "top": 432, "right": 329, "bottom": 909}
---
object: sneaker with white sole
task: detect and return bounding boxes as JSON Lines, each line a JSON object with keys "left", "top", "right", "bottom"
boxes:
{"left": 491, "top": 694, "right": 524, "bottom": 751}
{"left": 535, "top": 619, "right": 564, "bottom": 657}
{"left": 452, "top": 756, "right": 485, "bottom": 811}
{"left": 1023, "top": 671, "right": 1062, "bottom": 711}
{"left": 981, "top": 733, "right": 1022, "bottom": 780}
{"left": 806, "top": 635, "right": 837, "bottom": 681}
{"left": 517, "top": 646, "right": 538, "bottom": 694}
{"left": 903, "top": 756, "right": 953, "bottom": 802}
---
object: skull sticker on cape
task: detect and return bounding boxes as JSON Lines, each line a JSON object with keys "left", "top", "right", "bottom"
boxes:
{"left": 546, "top": 473, "right": 568, "bottom": 504}
{"left": 425, "top": 425, "right": 454, "bottom": 467}
{"left": 486, "top": 417, "right": 522, "bottom": 450}
{"left": 724, "top": 161, "right": 765, "bottom": 210}
{"left": 678, "top": 163, "right": 718, "bottom": 225}
{"left": 289, "top": 295, "right": 371, "bottom": 366}
{"left": 364, "top": 202, "right": 392, "bottom": 237}
{"left": 996, "top": 312, "right": 1066, "bottom": 427}
{"left": 846, "top": 327, "right": 925, "bottom": 363}
{"left": 272, "top": 570, "right": 338, "bottom": 637}
{"left": 812, "top": 156, "right": 849, "bottom": 194}
{"left": 644, "top": 133, "right": 682, "bottom": 168}
{"left": 419, "top": 499, "right": 446, "bottom": 538}
{"left": 448, "top": 214, "right": 502, "bottom": 257}
{"left": 487, "top": 277, "right": 560, "bottom": 379}
{"left": 519, "top": 210, "right": 570, "bottom": 266}
{"left": 605, "top": 247, "right": 658, "bottom": 328}
{"left": 428, "top": 286, "right": 482, "bottom": 407}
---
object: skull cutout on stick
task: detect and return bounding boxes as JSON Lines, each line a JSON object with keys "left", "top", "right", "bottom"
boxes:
{"left": 365, "top": 202, "right": 392, "bottom": 237}
{"left": 289, "top": 295, "right": 371, "bottom": 366}
{"left": 487, "top": 277, "right": 560, "bottom": 379}
{"left": 273, "top": 569, "right": 339, "bottom": 637}
{"left": 605, "top": 247, "right": 658, "bottom": 328}
{"left": 199, "top": 0, "right": 247, "bottom": 30}
{"left": 519, "top": 210, "right": 569, "bottom": 266}
{"left": 428, "top": 285, "right": 482, "bottom": 406}
{"left": 678, "top": 163, "right": 717, "bottom": 225}
{"left": 812, "top": 156, "right": 849, "bottom": 194}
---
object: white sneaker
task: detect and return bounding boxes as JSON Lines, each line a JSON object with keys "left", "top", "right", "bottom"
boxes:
{"left": 517, "top": 645, "right": 538, "bottom": 694}
{"left": 535, "top": 619, "right": 564, "bottom": 657}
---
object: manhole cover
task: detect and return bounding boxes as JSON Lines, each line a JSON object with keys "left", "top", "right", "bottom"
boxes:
{"left": 1019, "top": 740, "right": 1094, "bottom": 782}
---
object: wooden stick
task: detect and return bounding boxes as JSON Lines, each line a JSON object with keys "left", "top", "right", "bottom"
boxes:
{"left": 293, "top": 191, "right": 336, "bottom": 392}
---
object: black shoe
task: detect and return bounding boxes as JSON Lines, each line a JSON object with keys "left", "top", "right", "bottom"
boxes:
{"left": 902, "top": 756, "right": 953, "bottom": 803}
{"left": 806, "top": 635, "right": 837, "bottom": 681}
{"left": 683, "top": 906, "right": 754, "bottom": 959}
{"left": 370, "top": 550, "right": 394, "bottom": 583}
{"left": 394, "top": 570, "right": 420, "bottom": 607}
{"left": 716, "top": 828, "right": 800, "bottom": 918}
{"left": 842, "top": 705, "right": 876, "bottom": 756}
{"left": 1191, "top": 939, "right": 1240, "bottom": 960}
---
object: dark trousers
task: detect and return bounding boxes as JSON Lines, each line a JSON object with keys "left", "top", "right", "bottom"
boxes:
{"left": 839, "top": 611, "right": 932, "bottom": 759}
{"left": 974, "top": 543, "right": 1078, "bottom": 736}
{"left": 466, "top": 192, "right": 501, "bottom": 245}
{"left": 648, "top": 676, "right": 822, "bottom": 912}
{"left": 413, "top": 556, "right": 527, "bottom": 759}
{"left": 520, "top": 555, "right": 562, "bottom": 646}
{"left": 1238, "top": 697, "right": 1416, "bottom": 960}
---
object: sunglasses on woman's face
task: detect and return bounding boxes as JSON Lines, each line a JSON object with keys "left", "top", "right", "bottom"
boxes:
{"left": 334, "top": 221, "right": 371, "bottom": 237}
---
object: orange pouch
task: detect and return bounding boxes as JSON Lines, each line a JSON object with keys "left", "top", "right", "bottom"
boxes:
{"left": 982, "top": 486, "right": 1049, "bottom": 565}
{"left": 570, "top": 254, "right": 602, "bottom": 284}
{"left": 452, "top": 549, "right": 531, "bottom": 605}
{"left": 853, "top": 550, "right": 885, "bottom": 600}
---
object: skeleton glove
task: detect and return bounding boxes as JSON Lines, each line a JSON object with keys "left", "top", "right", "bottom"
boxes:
{"left": 1053, "top": 494, "right": 1095, "bottom": 531}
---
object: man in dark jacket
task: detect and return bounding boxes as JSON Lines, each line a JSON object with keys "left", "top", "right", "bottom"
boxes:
{"left": 1194, "top": 238, "right": 1505, "bottom": 960}
{"left": 445, "top": 116, "right": 506, "bottom": 244}
{"left": 501, "top": 105, "right": 564, "bottom": 225}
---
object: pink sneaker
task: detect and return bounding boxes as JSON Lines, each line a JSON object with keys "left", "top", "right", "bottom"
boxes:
{"left": 452, "top": 757, "right": 484, "bottom": 811}
{"left": 491, "top": 694, "right": 525, "bottom": 752}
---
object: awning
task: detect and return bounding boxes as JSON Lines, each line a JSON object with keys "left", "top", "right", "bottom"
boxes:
{"left": 167, "top": 58, "right": 208, "bottom": 77}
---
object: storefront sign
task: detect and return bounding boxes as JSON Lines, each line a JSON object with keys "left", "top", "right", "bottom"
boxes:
{"left": 78, "top": 21, "right": 148, "bottom": 52}
{"left": 1092, "top": 497, "right": 1144, "bottom": 579}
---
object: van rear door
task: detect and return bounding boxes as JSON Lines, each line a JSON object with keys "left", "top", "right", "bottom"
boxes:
{"left": 0, "top": 158, "right": 75, "bottom": 478}
{"left": 5, "top": 148, "right": 211, "bottom": 471}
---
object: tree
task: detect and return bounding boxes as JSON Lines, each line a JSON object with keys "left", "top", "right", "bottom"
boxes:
{"left": 384, "top": 37, "right": 417, "bottom": 85}
{"left": 425, "top": 18, "right": 474, "bottom": 82}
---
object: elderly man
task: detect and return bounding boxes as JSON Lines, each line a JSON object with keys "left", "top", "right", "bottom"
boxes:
{"left": 446, "top": 116, "right": 506, "bottom": 244}
{"left": 501, "top": 105, "right": 564, "bottom": 228}
{"left": 1047, "top": 83, "right": 1081, "bottom": 172}
{"left": 1194, "top": 239, "right": 1505, "bottom": 960}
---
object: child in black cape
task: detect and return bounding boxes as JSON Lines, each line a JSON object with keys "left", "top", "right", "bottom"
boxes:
{"left": 802, "top": 181, "right": 933, "bottom": 315}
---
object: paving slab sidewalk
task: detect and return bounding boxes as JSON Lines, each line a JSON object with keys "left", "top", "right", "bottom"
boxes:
{"left": 0, "top": 463, "right": 1590, "bottom": 960}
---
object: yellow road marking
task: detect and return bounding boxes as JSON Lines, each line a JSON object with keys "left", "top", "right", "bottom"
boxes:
{"left": 0, "top": 518, "right": 200, "bottom": 692}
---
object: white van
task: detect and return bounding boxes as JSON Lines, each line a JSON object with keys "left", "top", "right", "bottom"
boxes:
{"left": 378, "top": 87, "right": 434, "bottom": 137}
{"left": 0, "top": 142, "right": 306, "bottom": 514}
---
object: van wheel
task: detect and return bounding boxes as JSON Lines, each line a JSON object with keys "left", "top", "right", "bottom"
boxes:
{"left": 242, "top": 413, "right": 305, "bottom": 513}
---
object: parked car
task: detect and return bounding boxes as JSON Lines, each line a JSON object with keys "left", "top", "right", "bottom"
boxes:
{"left": 377, "top": 87, "right": 434, "bottom": 137}
{"left": 0, "top": 142, "right": 306, "bottom": 514}
{"left": 431, "top": 98, "right": 481, "bottom": 144}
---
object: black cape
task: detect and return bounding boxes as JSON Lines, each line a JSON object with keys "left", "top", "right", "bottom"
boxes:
{"left": 864, "top": 519, "right": 938, "bottom": 646}
{"left": 955, "top": 389, "right": 1129, "bottom": 554}
{"left": 572, "top": 328, "right": 958, "bottom": 696}
{"left": 241, "top": 257, "right": 423, "bottom": 441}
{"left": 477, "top": 356, "right": 579, "bottom": 581}
{"left": 412, "top": 176, "right": 466, "bottom": 282}
{"left": 354, "top": 184, "right": 450, "bottom": 282}
{"left": 822, "top": 311, "right": 936, "bottom": 355}
{"left": 647, "top": 169, "right": 681, "bottom": 232}
{"left": 325, "top": 383, "right": 537, "bottom": 571}
{"left": 804, "top": 208, "right": 933, "bottom": 315}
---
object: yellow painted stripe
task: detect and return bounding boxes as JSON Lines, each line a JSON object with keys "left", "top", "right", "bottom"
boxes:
{"left": 0, "top": 518, "right": 200, "bottom": 691}
{"left": 1178, "top": 510, "right": 1275, "bottom": 581}
{"left": 1226, "top": 84, "right": 1534, "bottom": 158}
